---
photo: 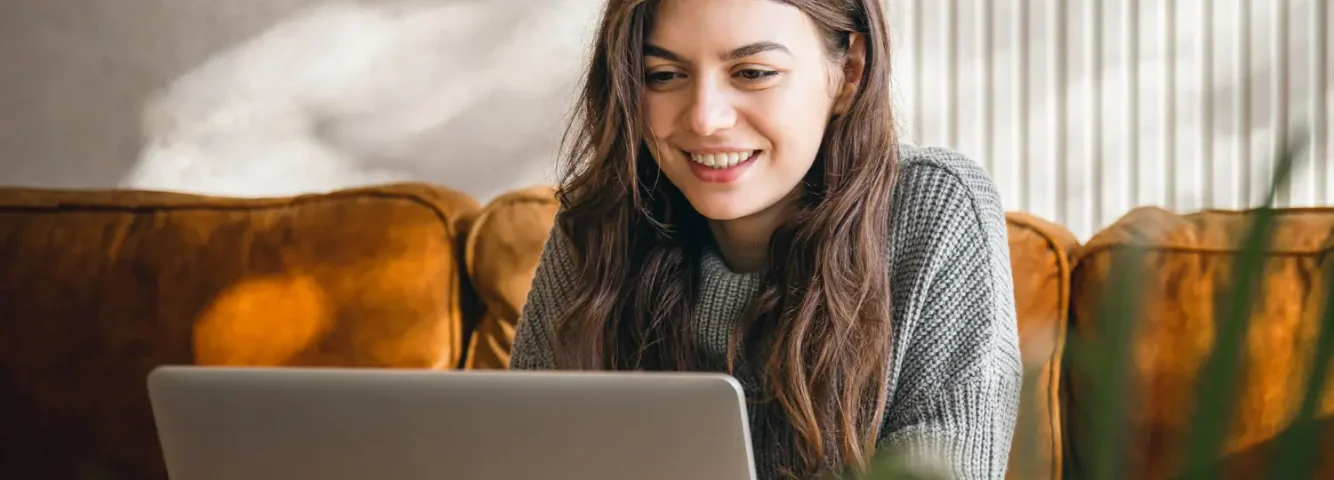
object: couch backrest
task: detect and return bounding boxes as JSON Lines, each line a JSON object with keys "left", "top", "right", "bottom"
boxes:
{"left": 0, "top": 184, "right": 478, "bottom": 478}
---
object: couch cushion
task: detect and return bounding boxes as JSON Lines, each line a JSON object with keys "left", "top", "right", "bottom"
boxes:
{"left": 0, "top": 183, "right": 478, "bottom": 479}
{"left": 1065, "top": 206, "right": 1334, "bottom": 479}
{"left": 461, "top": 186, "right": 559, "bottom": 370}
{"left": 1005, "top": 211, "right": 1079, "bottom": 480}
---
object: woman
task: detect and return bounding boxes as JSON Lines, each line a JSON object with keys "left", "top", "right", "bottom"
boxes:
{"left": 510, "top": 0, "right": 1021, "bottom": 478}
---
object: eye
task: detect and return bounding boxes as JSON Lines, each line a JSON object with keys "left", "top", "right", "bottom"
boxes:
{"left": 734, "top": 68, "right": 779, "bottom": 83}
{"left": 646, "top": 70, "right": 684, "bottom": 86}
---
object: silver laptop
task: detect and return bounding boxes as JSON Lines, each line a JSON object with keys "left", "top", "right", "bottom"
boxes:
{"left": 147, "top": 366, "right": 757, "bottom": 480}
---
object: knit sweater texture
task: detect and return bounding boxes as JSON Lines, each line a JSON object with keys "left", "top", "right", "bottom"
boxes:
{"left": 509, "top": 144, "right": 1023, "bottom": 479}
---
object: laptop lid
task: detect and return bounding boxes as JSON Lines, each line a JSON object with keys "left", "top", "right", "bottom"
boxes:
{"left": 147, "top": 366, "right": 757, "bottom": 480}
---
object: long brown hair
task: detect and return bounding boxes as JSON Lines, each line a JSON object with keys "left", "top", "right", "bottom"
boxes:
{"left": 552, "top": 0, "right": 898, "bottom": 476}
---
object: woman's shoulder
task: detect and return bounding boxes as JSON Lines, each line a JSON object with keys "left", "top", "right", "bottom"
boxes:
{"left": 887, "top": 143, "right": 1009, "bottom": 255}
{"left": 890, "top": 143, "right": 1005, "bottom": 223}
{"left": 893, "top": 143, "right": 1000, "bottom": 203}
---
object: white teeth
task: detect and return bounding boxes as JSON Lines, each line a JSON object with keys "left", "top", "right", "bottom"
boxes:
{"left": 690, "top": 151, "right": 755, "bottom": 169}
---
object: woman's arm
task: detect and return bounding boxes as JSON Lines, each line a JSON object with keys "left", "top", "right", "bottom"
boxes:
{"left": 509, "top": 222, "right": 579, "bottom": 370}
{"left": 878, "top": 147, "right": 1023, "bottom": 479}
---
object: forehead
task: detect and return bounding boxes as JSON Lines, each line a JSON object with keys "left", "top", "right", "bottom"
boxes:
{"left": 647, "top": 0, "right": 826, "bottom": 58}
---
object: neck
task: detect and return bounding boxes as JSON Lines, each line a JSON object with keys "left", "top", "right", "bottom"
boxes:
{"left": 707, "top": 190, "right": 799, "bottom": 273}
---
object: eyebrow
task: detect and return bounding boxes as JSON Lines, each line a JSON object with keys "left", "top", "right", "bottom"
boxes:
{"left": 643, "top": 41, "right": 792, "bottom": 63}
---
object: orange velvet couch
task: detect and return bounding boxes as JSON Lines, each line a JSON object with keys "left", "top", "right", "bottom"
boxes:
{"left": 1, "top": 183, "right": 1330, "bottom": 479}
{"left": 0, "top": 184, "right": 480, "bottom": 478}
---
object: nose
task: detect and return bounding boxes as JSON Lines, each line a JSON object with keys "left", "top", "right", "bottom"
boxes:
{"left": 683, "top": 79, "right": 736, "bottom": 137}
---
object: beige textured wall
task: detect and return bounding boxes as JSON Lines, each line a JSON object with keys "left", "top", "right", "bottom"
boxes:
{"left": 0, "top": 0, "right": 600, "bottom": 202}
{"left": 0, "top": 0, "right": 320, "bottom": 188}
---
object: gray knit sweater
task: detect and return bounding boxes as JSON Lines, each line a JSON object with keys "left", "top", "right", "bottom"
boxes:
{"left": 510, "top": 144, "right": 1022, "bottom": 479}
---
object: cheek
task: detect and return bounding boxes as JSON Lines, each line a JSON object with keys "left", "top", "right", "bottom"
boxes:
{"left": 641, "top": 94, "right": 679, "bottom": 145}
{"left": 747, "top": 82, "right": 833, "bottom": 168}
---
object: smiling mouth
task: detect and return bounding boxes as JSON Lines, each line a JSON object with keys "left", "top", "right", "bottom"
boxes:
{"left": 685, "top": 150, "right": 760, "bottom": 169}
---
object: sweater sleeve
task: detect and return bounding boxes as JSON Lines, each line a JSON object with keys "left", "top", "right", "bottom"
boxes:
{"left": 508, "top": 222, "right": 579, "bottom": 370}
{"left": 876, "top": 147, "right": 1023, "bottom": 479}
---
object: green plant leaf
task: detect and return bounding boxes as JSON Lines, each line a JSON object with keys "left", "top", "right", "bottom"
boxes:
{"left": 1178, "top": 130, "right": 1307, "bottom": 479}
{"left": 1081, "top": 244, "right": 1149, "bottom": 480}
{"left": 856, "top": 447, "right": 951, "bottom": 480}
{"left": 1264, "top": 228, "right": 1334, "bottom": 477}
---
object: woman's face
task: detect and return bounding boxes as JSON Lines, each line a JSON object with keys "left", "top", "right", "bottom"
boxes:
{"left": 641, "top": 0, "right": 843, "bottom": 221}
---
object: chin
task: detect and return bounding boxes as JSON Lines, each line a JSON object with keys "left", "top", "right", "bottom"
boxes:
{"left": 682, "top": 192, "right": 765, "bottom": 221}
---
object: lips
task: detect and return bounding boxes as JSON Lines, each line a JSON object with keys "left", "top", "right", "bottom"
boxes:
{"left": 683, "top": 149, "right": 760, "bottom": 183}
